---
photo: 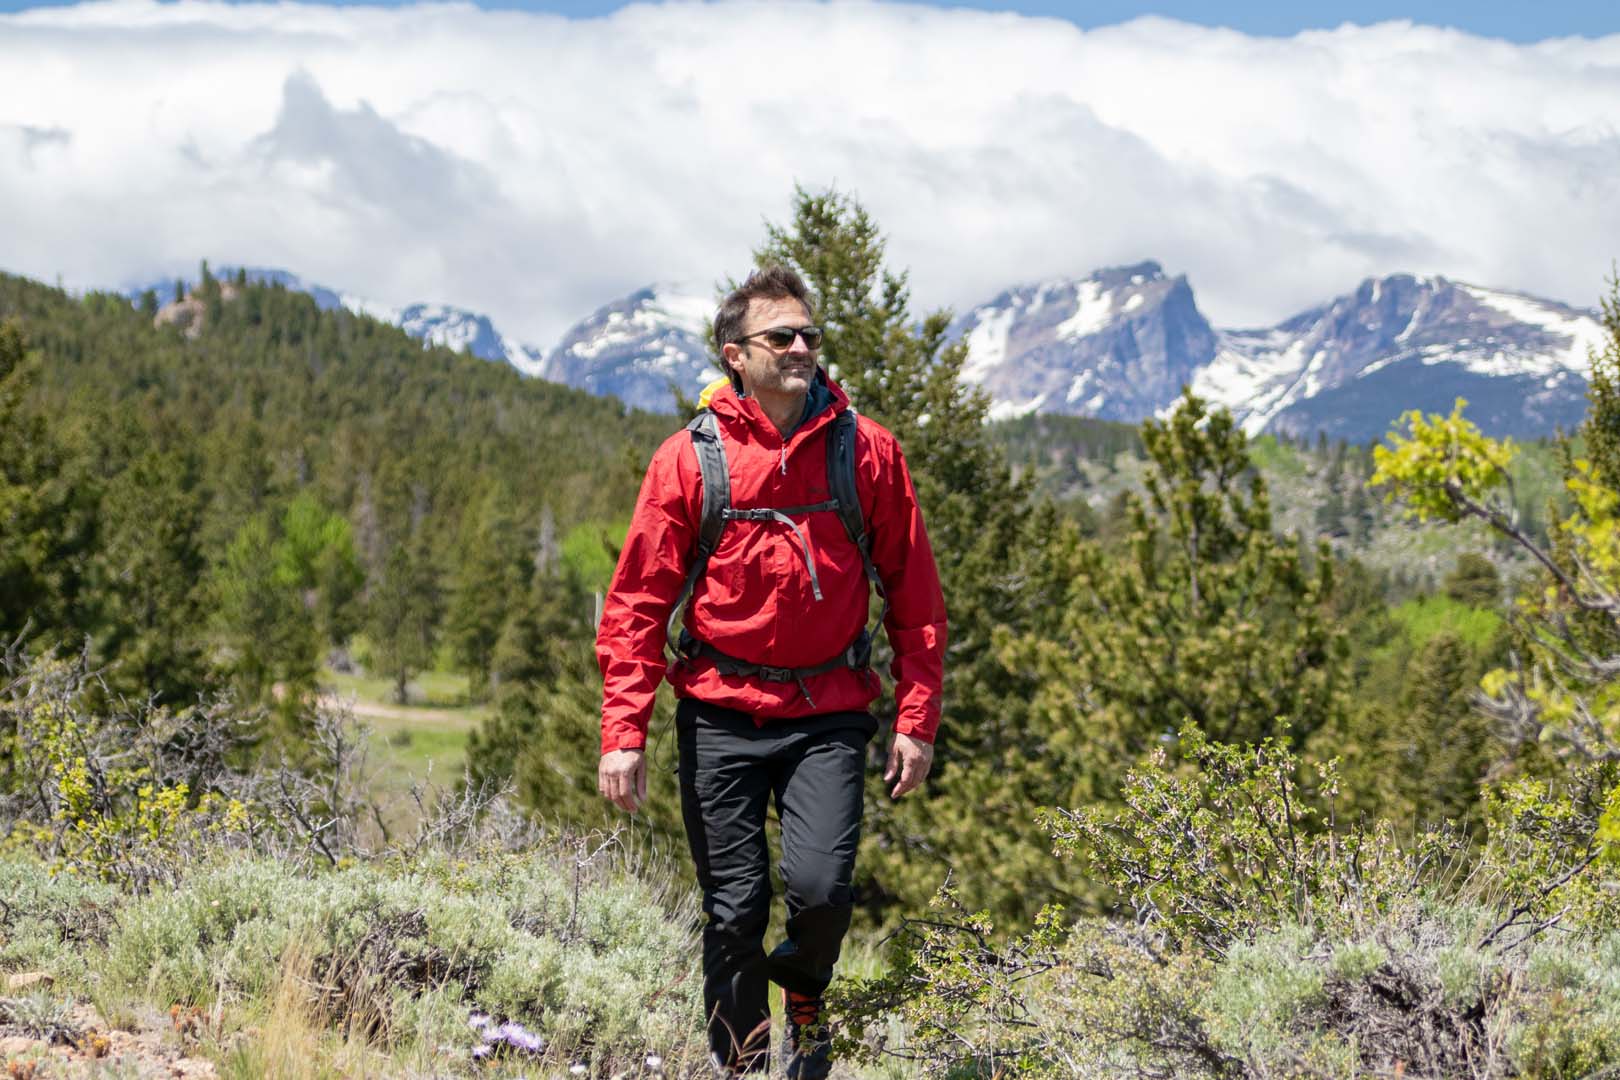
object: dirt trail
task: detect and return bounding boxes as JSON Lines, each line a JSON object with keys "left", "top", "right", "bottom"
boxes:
{"left": 318, "top": 691, "right": 478, "bottom": 731}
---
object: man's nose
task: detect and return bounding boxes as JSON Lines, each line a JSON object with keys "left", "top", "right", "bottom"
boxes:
{"left": 787, "top": 333, "right": 812, "bottom": 356}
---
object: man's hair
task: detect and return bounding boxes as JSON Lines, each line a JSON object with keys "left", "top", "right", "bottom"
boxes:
{"left": 713, "top": 265, "right": 816, "bottom": 352}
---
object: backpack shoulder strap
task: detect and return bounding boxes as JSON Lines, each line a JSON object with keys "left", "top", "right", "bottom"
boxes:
{"left": 825, "top": 408, "right": 864, "bottom": 550}
{"left": 667, "top": 410, "right": 731, "bottom": 647}
{"left": 689, "top": 410, "right": 730, "bottom": 561}
{"left": 825, "top": 408, "right": 887, "bottom": 611}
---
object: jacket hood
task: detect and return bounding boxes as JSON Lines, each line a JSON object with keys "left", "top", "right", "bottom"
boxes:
{"left": 706, "top": 366, "right": 849, "bottom": 436}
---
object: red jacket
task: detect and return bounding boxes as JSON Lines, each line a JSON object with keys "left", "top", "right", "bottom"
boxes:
{"left": 597, "top": 373, "right": 947, "bottom": 753}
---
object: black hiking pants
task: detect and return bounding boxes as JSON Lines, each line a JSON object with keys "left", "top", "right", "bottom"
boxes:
{"left": 675, "top": 697, "right": 875, "bottom": 1071}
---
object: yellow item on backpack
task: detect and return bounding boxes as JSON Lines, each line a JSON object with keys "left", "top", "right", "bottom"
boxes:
{"left": 697, "top": 376, "right": 730, "bottom": 410}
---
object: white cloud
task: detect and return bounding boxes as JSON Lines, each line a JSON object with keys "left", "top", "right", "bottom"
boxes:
{"left": 2, "top": 0, "right": 1618, "bottom": 346}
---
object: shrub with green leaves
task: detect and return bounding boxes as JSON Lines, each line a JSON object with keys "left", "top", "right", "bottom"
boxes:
{"left": 838, "top": 727, "right": 1620, "bottom": 1078}
{"left": 2, "top": 651, "right": 257, "bottom": 890}
{"left": 1042, "top": 724, "right": 1458, "bottom": 956}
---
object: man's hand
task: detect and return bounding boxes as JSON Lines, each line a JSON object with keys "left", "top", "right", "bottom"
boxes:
{"left": 884, "top": 731, "right": 934, "bottom": 799}
{"left": 598, "top": 748, "right": 647, "bottom": 813}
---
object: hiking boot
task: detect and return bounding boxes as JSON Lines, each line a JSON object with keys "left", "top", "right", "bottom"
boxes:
{"left": 782, "top": 989, "right": 832, "bottom": 1080}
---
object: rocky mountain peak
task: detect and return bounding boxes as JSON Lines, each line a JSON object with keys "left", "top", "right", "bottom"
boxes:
{"left": 950, "top": 260, "right": 1217, "bottom": 421}
{"left": 1195, "top": 272, "right": 1602, "bottom": 439}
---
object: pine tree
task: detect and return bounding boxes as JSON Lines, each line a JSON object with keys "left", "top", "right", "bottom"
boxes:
{"left": 1587, "top": 274, "right": 1620, "bottom": 488}
{"left": 202, "top": 421, "right": 275, "bottom": 552}
{"left": 1315, "top": 481, "right": 1347, "bottom": 538}
{"left": 1397, "top": 632, "right": 1499, "bottom": 826}
{"left": 1347, "top": 481, "right": 1373, "bottom": 545}
{"left": 212, "top": 513, "right": 318, "bottom": 706}
{"left": 0, "top": 321, "right": 90, "bottom": 644}
{"left": 89, "top": 448, "right": 210, "bottom": 703}
{"left": 446, "top": 484, "right": 529, "bottom": 697}
{"left": 366, "top": 529, "right": 444, "bottom": 704}
{"left": 1028, "top": 392, "right": 1345, "bottom": 749}
{"left": 274, "top": 491, "right": 365, "bottom": 650}
{"left": 1444, "top": 552, "right": 1501, "bottom": 608}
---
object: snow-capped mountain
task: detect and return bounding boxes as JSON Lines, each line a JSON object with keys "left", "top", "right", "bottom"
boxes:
{"left": 537, "top": 284, "right": 717, "bottom": 414}
{"left": 119, "top": 263, "right": 1605, "bottom": 438}
{"left": 1193, "top": 275, "right": 1603, "bottom": 439}
{"left": 952, "top": 266, "right": 1604, "bottom": 441}
{"left": 950, "top": 261, "right": 1218, "bottom": 422}
{"left": 347, "top": 297, "right": 544, "bottom": 376}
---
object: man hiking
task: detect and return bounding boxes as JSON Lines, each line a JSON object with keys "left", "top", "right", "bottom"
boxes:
{"left": 596, "top": 265, "right": 948, "bottom": 1077}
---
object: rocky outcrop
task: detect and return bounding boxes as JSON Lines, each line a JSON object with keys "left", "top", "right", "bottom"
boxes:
{"left": 151, "top": 281, "right": 241, "bottom": 339}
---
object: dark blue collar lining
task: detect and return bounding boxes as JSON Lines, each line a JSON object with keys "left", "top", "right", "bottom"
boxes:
{"left": 786, "top": 371, "right": 834, "bottom": 437}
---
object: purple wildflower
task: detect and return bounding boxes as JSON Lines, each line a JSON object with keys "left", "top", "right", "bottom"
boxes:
{"left": 494, "top": 1022, "right": 545, "bottom": 1054}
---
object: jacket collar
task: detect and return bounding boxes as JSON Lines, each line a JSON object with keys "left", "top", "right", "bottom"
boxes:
{"left": 708, "top": 367, "right": 848, "bottom": 443}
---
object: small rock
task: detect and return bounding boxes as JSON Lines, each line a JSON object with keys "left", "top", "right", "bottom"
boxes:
{"left": 5, "top": 970, "right": 53, "bottom": 990}
{"left": 0, "top": 1033, "right": 40, "bottom": 1055}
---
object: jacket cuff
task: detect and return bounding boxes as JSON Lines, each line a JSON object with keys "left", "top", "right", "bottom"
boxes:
{"left": 601, "top": 731, "right": 647, "bottom": 754}
{"left": 892, "top": 717, "right": 936, "bottom": 744}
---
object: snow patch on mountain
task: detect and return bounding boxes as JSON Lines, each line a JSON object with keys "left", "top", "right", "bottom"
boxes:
{"left": 1456, "top": 284, "right": 1606, "bottom": 376}
{"left": 538, "top": 282, "right": 717, "bottom": 413}
{"left": 987, "top": 394, "right": 1047, "bottom": 421}
{"left": 1187, "top": 339, "right": 1308, "bottom": 431}
{"left": 337, "top": 290, "right": 400, "bottom": 325}
{"left": 1054, "top": 281, "right": 1111, "bottom": 341}
{"left": 961, "top": 305, "right": 1017, "bottom": 385}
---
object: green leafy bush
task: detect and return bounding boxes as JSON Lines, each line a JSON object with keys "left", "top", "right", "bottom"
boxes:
{"left": 3, "top": 652, "right": 256, "bottom": 890}
{"left": 1043, "top": 724, "right": 1458, "bottom": 955}
{"left": 838, "top": 729, "right": 1620, "bottom": 1079}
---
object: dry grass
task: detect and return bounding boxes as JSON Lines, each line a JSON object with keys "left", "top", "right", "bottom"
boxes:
{"left": 215, "top": 942, "right": 399, "bottom": 1080}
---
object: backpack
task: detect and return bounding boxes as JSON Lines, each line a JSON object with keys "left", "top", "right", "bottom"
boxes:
{"left": 665, "top": 406, "right": 888, "bottom": 702}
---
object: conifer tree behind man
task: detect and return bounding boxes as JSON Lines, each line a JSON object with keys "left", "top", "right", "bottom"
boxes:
{"left": 596, "top": 266, "right": 948, "bottom": 1077}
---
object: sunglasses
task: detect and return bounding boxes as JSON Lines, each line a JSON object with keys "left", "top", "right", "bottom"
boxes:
{"left": 735, "top": 325, "right": 824, "bottom": 350}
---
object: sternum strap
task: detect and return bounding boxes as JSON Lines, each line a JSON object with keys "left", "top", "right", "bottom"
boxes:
{"left": 721, "top": 500, "right": 839, "bottom": 601}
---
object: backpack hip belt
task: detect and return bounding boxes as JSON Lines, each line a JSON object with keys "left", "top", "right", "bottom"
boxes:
{"left": 675, "top": 627, "right": 873, "bottom": 709}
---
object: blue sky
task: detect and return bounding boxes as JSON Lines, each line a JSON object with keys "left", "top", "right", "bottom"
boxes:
{"left": 933, "top": 1, "right": 1620, "bottom": 41}
{"left": 0, "top": 0, "right": 1615, "bottom": 41}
